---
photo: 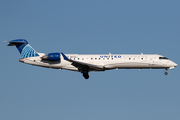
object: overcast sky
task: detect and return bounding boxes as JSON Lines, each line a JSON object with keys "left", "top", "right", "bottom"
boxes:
{"left": 0, "top": 0, "right": 180, "bottom": 120}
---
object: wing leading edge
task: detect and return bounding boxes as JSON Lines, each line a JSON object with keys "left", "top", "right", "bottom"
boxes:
{"left": 61, "top": 53, "right": 104, "bottom": 72}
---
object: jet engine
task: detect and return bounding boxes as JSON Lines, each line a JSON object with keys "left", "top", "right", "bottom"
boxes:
{"left": 41, "top": 53, "right": 60, "bottom": 61}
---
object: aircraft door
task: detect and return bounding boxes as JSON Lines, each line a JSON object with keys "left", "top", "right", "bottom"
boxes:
{"left": 149, "top": 57, "right": 154, "bottom": 66}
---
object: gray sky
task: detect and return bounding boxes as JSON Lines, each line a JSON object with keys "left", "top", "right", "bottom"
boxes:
{"left": 0, "top": 0, "right": 180, "bottom": 120}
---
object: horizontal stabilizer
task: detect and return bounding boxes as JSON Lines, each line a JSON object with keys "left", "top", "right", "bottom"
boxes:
{"left": 6, "top": 39, "right": 27, "bottom": 46}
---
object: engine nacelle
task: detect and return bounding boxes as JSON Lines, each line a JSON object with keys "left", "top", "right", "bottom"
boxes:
{"left": 42, "top": 53, "right": 60, "bottom": 61}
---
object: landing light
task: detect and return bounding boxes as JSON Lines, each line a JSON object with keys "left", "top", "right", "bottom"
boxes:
{"left": 169, "top": 66, "right": 174, "bottom": 70}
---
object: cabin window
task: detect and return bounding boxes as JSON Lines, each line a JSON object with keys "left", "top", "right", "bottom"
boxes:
{"left": 78, "top": 58, "right": 79, "bottom": 60}
{"left": 141, "top": 58, "right": 143, "bottom": 60}
{"left": 112, "top": 58, "right": 113, "bottom": 60}
{"left": 95, "top": 58, "right": 97, "bottom": 60}
{"left": 82, "top": 58, "right": 84, "bottom": 60}
{"left": 91, "top": 58, "right": 93, "bottom": 60}
{"left": 129, "top": 58, "right": 131, "bottom": 60}
{"left": 99, "top": 58, "right": 101, "bottom": 60}
{"left": 107, "top": 58, "right": 109, "bottom": 60}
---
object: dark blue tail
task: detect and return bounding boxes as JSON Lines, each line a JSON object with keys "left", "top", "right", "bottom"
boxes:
{"left": 7, "top": 39, "right": 39, "bottom": 58}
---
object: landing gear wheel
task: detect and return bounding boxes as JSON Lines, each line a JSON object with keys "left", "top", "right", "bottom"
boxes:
{"left": 81, "top": 67, "right": 90, "bottom": 79}
{"left": 83, "top": 73, "right": 89, "bottom": 79}
{"left": 164, "top": 72, "right": 168, "bottom": 75}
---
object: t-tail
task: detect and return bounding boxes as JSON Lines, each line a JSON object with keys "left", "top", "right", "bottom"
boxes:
{"left": 6, "top": 39, "right": 39, "bottom": 58}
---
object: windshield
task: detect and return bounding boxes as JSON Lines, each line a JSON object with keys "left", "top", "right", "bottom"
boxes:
{"left": 159, "top": 57, "right": 168, "bottom": 60}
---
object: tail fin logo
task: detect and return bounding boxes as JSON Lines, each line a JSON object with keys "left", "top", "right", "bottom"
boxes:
{"left": 21, "top": 44, "right": 39, "bottom": 58}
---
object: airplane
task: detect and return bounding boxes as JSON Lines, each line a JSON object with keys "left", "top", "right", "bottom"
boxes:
{"left": 6, "top": 39, "right": 178, "bottom": 79}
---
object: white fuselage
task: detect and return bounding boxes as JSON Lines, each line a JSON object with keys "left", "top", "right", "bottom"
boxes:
{"left": 19, "top": 54, "right": 177, "bottom": 72}
{"left": 7, "top": 39, "right": 177, "bottom": 79}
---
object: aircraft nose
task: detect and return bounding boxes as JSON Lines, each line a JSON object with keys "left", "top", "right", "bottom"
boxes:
{"left": 171, "top": 61, "right": 178, "bottom": 67}
{"left": 168, "top": 61, "right": 177, "bottom": 67}
{"left": 174, "top": 63, "right": 178, "bottom": 67}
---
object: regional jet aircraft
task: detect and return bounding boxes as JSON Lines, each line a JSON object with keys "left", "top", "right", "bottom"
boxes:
{"left": 6, "top": 39, "right": 177, "bottom": 79}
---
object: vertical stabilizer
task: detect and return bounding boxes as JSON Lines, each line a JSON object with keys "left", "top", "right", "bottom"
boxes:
{"left": 7, "top": 39, "right": 39, "bottom": 58}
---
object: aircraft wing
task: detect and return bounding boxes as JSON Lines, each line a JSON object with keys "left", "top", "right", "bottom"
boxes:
{"left": 61, "top": 53, "right": 104, "bottom": 71}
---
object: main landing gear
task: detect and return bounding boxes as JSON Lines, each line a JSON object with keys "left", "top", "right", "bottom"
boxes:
{"left": 164, "top": 68, "right": 168, "bottom": 75}
{"left": 82, "top": 71, "right": 89, "bottom": 79}
{"left": 79, "top": 67, "right": 90, "bottom": 79}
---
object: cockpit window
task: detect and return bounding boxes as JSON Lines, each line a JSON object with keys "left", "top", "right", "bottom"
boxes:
{"left": 159, "top": 57, "right": 168, "bottom": 60}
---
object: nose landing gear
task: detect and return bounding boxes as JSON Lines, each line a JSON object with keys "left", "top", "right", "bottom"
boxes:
{"left": 164, "top": 68, "right": 168, "bottom": 75}
{"left": 164, "top": 72, "right": 168, "bottom": 75}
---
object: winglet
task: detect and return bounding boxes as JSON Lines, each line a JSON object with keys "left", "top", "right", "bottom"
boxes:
{"left": 61, "top": 52, "right": 69, "bottom": 60}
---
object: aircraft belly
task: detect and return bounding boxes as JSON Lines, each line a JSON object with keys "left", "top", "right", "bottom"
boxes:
{"left": 61, "top": 66, "right": 78, "bottom": 71}
{"left": 104, "top": 62, "right": 157, "bottom": 69}
{"left": 104, "top": 61, "right": 167, "bottom": 69}
{"left": 105, "top": 62, "right": 144, "bottom": 68}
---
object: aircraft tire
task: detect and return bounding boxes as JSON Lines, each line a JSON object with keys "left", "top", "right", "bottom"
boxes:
{"left": 164, "top": 72, "right": 168, "bottom": 75}
{"left": 83, "top": 73, "right": 89, "bottom": 79}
